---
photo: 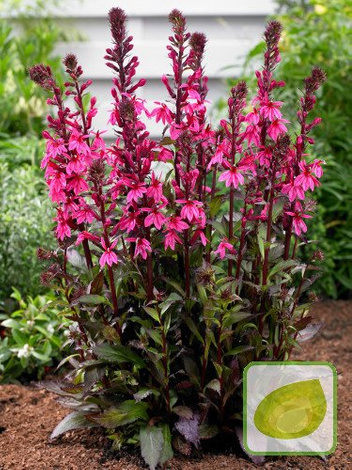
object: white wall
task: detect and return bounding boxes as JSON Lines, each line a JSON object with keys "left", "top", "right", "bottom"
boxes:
{"left": 55, "top": 0, "right": 275, "bottom": 137}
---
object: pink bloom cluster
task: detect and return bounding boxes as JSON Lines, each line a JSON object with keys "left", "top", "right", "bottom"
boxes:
{"left": 29, "top": 11, "right": 326, "bottom": 299}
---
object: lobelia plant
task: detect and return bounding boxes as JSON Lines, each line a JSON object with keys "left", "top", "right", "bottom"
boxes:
{"left": 29, "top": 8, "right": 326, "bottom": 468}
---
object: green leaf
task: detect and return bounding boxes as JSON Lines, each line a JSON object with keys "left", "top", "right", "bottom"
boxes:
{"left": 11, "top": 329, "right": 27, "bottom": 346}
{"left": 66, "top": 249, "right": 88, "bottom": 272}
{"left": 78, "top": 294, "right": 108, "bottom": 305}
{"left": 90, "top": 271, "right": 104, "bottom": 295}
{"left": 199, "top": 424, "right": 219, "bottom": 440}
{"left": 268, "top": 260, "right": 297, "bottom": 279}
{"left": 94, "top": 343, "right": 146, "bottom": 369}
{"left": 140, "top": 426, "right": 164, "bottom": 470}
{"left": 50, "top": 412, "right": 96, "bottom": 439}
{"left": 95, "top": 401, "right": 148, "bottom": 428}
{"left": 160, "top": 423, "right": 173, "bottom": 464}
{"left": 182, "top": 316, "right": 204, "bottom": 345}
{"left": 224, "top": 345, "right": 254, "bottom": 357}
{"left": 143, "top": 307, "right": 160, "bottom": 323}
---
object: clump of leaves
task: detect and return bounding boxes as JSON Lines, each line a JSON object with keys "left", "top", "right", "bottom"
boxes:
{"left": 0, "top": 289, "right": 70, "bottom": 383}
{"left": 29, "top": 8, "right": 326, "bottom": 468}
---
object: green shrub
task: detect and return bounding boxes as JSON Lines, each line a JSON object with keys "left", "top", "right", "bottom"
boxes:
{"left": 0, "top": 159, "right": 54, "bottom": 301}
{"left": 0, "top": 288, "right": 70, "bottom": 383}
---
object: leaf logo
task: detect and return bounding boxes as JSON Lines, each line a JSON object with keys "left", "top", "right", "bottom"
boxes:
{"left": 254, "top": 379, "right": 327, "bottom": 439}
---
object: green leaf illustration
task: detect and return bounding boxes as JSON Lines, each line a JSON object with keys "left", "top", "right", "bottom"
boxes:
{"left": 254, "top": 379, "right": 327, "bottom": 439}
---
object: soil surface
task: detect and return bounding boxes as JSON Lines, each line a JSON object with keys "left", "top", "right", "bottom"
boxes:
{"left": 0, "top": 301, "right": 351, "bottom": 470}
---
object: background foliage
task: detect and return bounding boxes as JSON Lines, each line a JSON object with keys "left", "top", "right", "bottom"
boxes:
{"left": 0, "top": 0, "right": 68, "bottom": 304}
{"left": 0, "top": 289, "right": 69, "bottom": 383}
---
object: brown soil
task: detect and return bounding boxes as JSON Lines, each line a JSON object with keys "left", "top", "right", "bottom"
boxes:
{"left": 0, "top": 301, "right": 351, "bottom": 470}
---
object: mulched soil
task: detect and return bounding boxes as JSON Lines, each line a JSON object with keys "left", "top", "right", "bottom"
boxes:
{"left": 0, "top": 301, "right": 351, "bottom": 470}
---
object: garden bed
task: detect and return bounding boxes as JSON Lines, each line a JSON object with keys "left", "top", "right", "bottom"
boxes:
{"left": 0, "top": 300, "right": 351, "bottom": 470}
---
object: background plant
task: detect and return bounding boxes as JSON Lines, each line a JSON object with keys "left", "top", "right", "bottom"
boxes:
{"left": 0, "top": 288, "right": 70, "bottom": 383}
{"left": 29, "top": 9, "right": 326, "bottom": 468}
{"left": 0, "top": 0, "right": 70, "bottom": 305}
{"left": 224, "top": 0, "right": 352, "bottom": 298}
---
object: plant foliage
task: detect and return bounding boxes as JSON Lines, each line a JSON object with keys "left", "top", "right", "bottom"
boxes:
{"left": 0, "top": 289, "right": 70, "bottom": 383}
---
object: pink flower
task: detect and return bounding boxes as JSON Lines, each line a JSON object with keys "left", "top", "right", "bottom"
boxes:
{"left": 67, "top": 176, "right": 89, "bottom": 195}
{"left": 144, "top": 208, "right": 167, "bottom": 230}
{"left": 45, "top": 136, "right": 66, "bottom": 159}
{"left": 267, "top": 118, "right": 289, "bottom": 140}
{"left": 66, "top": 154, "right": 88, "bottom": 175}
{"left": 164, "top": 230, "right": 182, "bottom": 250}
{"left": 245, "top": 124, "right": 260, "bottom": 146}
{"left": 166, "top": 215, "right": 189, "bottom": 232}
{"left": 214, "top": 238, "right": 236, "bottom": 259}
{"left": 257, "top": 147, "right": 272, "bottom": 166}
{"left": 176, "top": 199, "right": 203, "bottom": 223}
{"left": 245, "top": 107, "right": 260, "bottom": 125}
{"left": 295, "top": 161, "right": 320, "bottom": 191}
{"left": 75, "top": 231, "right": 100, "bottom": 245}
{"left": 282, "top": 181, "right": 305, "bottom": 202}
{"left": 286, "top": 209, "right": 312, "bottom": 236}
{"left": 311, "top": 159, "right": 325, "bottom": 178}
{"left": 218, "top": 162, "right": 244, "bottom": 188}
{"left": 73, "top": 205, "right": 96, "bottom": 224}
{"left": 68, "top": 130, "right": 90, "bottom": 156}
{"left": 126, "top": 181, "right": 147, "bottom": 203}
{"left": 99, "top": 238, "right": 118, "bottom": 267}
{"left": 127, "top": 238, "right": 152, "bottom": 260}
{"left": 146, "top": 173, "right": 163, "bottom": 202}
{"left": 54, "top": 210, "right": 71, "bottom": 240}
{"left": 150, "top": 102, "right": 173, "bottom": 125}
{"left": 259, "top": 99, "right": 283, "bottom": 121}
{"left": 118, "top": 209, "right": 140, "bottom": 232}
{"left": 207, "top": 140, "right": 230, "bottom": 169}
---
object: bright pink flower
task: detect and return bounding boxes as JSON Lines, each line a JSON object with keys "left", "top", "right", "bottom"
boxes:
{"left": 295, "top": 161, "right": 320, "bottom": 191}
{"left": 214, "top": 238, "right": 236, "bottom": 259}
{"left": 257, "top": 147, "right": 272, "bottom": 166}
{"left": 190, "top": 229, "right": 208, "bottom": 247}
{"left": 127, "top": 237, "right": 152, "bottom": 260}
{"left": 74, "top": 205, "right": 96, "bottom": 224}
{"left": 146, "top": 173, "right": 163, "bottom": 202}
{"left": 126, "top": 181, "right": 147, "bottom": 203}
{"left": 282, "top": 181, "right": 305, "bottom": 202}
{"left": 167, "top": 215, "right": 189, "bottom": 232}
{"left": 259, "top": 99, "right": 283, "bottom": 121}
{"left": 207, "top": 141, "right": 229, "bottom": 169}
{"left": 54, "top": 210, "right": 71, "bottom": 240}
{"left": 66, "top": 154, "right": 87, "bottom": 175}
{"left": 245, "top": 108, "right": 260, "bottom": 124}
{"left": 218, "top": 162, "right": 244, "bottom": 188}
{"left": 45, "top": 136, "right": 66, "bottom": 159}
{"left": 267, "top": 118, "right": 289, "bottom": 140}
{"left": 164, "top": 230, "right": 182, "bottom": 250}
{"left": 311, "top": 159, "right": 325, "bottom": 178}
{"left": 176, "top": 199, "right": 203, "bottom": 223}
{"left": 144, "top": 208, "right": 167, "bottom": 230}
{"left": 75, "top": 231, "right": 100, "bottom": 246}
{"left": 118, "top": 209, "right": 140, "bottom": 232}
{"left": 286, "top": 210, "right": 312, "bottom": 236}
{"left": 99, "top": 238, "right": 118, "bottom": 267}
{"left": 150, "top": 102, "right": 173, "bottom": 125}
{"left": 67, "top": 176, "right": 89, "bottom": 195}
{"left": 244, "top": 124, "right": 260, "bottom": 146}
{"left": 68, "top": 130, "right": 90, "bottom": 156}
